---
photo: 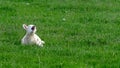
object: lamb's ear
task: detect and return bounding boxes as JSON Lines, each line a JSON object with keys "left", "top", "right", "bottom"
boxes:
{"left": 23, "top": 24, "right": 28, "bottom": 30}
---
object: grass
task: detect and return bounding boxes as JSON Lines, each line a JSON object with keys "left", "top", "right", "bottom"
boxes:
{"left": 0, "top": 0, "right": 120, "bottom": 68}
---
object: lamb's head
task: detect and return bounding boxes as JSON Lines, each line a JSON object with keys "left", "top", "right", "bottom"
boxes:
{"left": 23, "top": 24, "right": 37, "bottom": 34}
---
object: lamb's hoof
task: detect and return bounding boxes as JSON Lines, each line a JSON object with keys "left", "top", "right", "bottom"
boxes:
{"left": 38, "top": 44, "right": 43, "bottom": 47}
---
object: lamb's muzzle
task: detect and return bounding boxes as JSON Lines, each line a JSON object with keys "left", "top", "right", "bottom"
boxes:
{"left": 31, "top": 26, "right": 35, "bottom": 31}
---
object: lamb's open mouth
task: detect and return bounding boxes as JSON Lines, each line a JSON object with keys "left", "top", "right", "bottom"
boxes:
{"left": 31, "top": 26, "right": 35, "bottom": 30}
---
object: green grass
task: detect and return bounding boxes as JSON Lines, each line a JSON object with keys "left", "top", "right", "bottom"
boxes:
{"left": 0, "top": 0, "right": 120, "bottom": 68}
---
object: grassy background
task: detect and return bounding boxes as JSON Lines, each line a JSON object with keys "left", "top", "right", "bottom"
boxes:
{"left": 0, "top": 0, "right": 120, "bottom": 68}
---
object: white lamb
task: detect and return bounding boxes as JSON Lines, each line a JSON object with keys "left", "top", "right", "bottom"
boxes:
{"left": 21, "top": 24, "right": 45, "bottom": 47}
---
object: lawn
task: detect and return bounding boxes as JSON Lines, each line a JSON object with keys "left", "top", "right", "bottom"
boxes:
{"left": 0, "top": 0, "right": 120, "bottom": 68}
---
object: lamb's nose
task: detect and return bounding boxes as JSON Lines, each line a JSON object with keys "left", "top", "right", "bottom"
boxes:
{"left": 31, "top": 26, "right": 35, "bottom": 30}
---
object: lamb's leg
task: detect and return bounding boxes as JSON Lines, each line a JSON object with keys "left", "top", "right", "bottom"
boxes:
{"left": 36, "top": 40, "right": 44, "bottom": 47}
{"left": 36, "top": 36, "right": 45, "bottom": 47}
{"left": 41, "top": 41, "right": 45, "bottom": 44}
{"left": 38, "top": 42, "right": 43, "bottom": 47}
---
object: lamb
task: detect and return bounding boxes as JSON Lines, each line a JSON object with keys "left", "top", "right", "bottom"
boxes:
{"left": 21, "top": 24, "right": 45, "bottom": 47}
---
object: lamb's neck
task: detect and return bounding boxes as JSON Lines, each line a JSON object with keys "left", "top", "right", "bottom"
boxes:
{"left": 26, "top": 33, "right": 35, "bottom": 37}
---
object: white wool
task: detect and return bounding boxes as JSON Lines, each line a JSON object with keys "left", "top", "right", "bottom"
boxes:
{"left": 21, "top": 24, "right": 45, "bottom": 47}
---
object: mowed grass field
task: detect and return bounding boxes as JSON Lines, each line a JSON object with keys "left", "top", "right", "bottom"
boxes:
{"left": 0, "top": 0, "right": 120, "bottom": 68}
